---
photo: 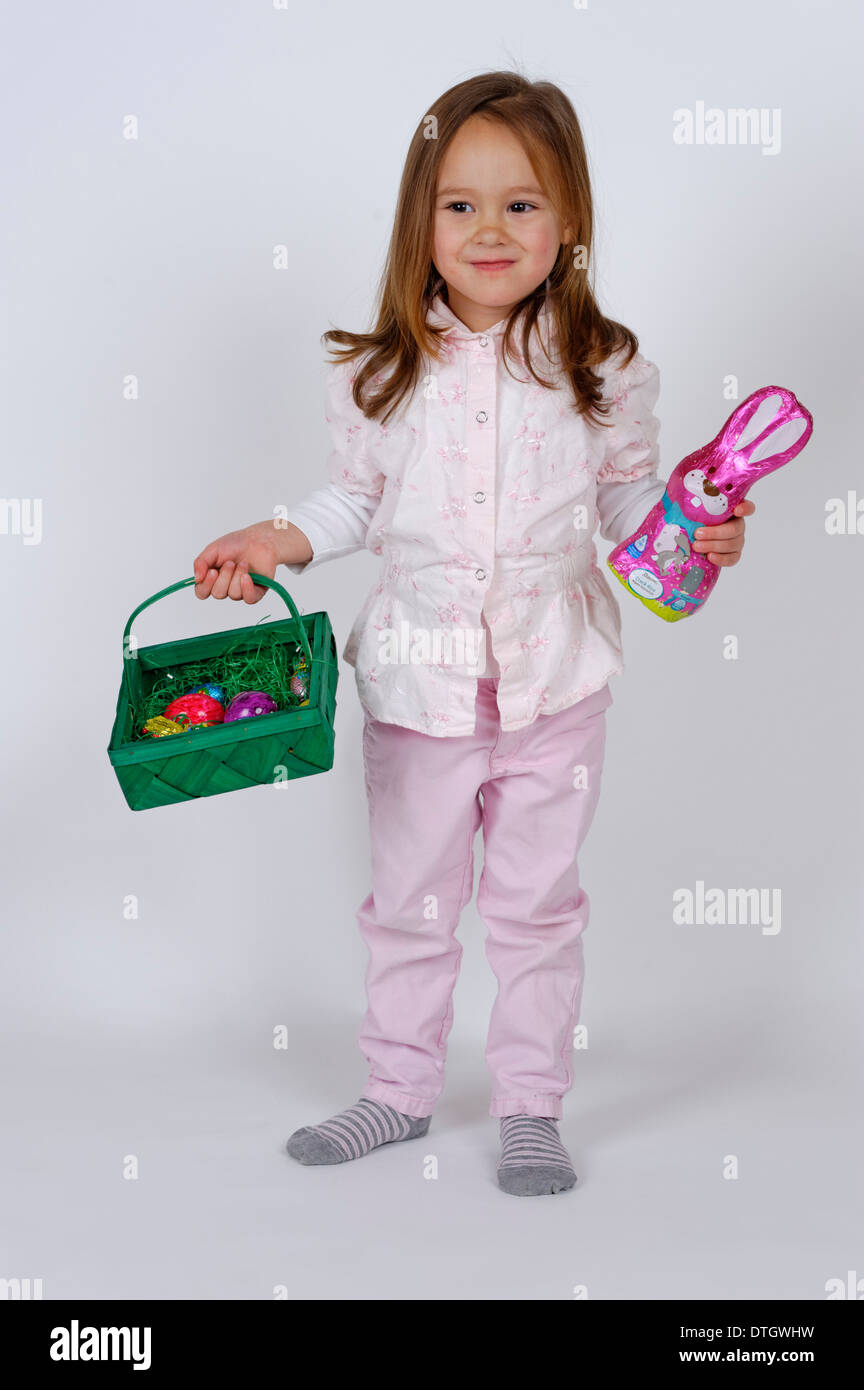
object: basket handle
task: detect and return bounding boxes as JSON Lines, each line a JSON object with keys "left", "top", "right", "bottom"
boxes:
{"left": 122, "top": 573, "right": 314, "bottom": 678}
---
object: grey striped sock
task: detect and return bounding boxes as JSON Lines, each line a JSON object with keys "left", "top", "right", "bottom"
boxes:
{"left": 497, "top": 1115, "right": 577, "bottom": 1196}
{"left": 286, "top": 1098, "right": 430, "bottom": 1165}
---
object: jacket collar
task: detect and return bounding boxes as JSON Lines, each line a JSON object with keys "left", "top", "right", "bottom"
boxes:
{"left": 426, "top": 291, "right": 553, "bottom": 343}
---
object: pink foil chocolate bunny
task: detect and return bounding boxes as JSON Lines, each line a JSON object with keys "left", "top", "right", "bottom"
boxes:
{"left": 607, "top": 385, "right": 814, "bottom": 621}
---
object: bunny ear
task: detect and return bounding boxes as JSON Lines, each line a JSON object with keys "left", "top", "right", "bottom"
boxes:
{"left": 719, "top": 386, "right": 813, "bottom": 477}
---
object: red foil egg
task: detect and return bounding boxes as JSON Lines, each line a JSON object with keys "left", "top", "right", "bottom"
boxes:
{"left": 163, "top": 692, "right": 224, "bottom": 727}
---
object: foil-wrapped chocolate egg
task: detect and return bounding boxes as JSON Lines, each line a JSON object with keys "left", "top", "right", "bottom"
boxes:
{"left": 189, "top": 682, "right": 225, "bottom": 703}
{"left": 164, "top": 692, "right": 224, "bottom": 727}
{"left": 290, "top": 674, "right": 308, "bottom": 703}
{"left": 143, "top": 715, "right": 188, "bottom": 738}
{"left": 224, "top": 690, "right": 278, "bottom": 722}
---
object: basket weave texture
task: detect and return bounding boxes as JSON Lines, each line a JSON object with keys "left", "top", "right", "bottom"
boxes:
{"left": 107, "top": 575, "right": 338, "bottom": 811}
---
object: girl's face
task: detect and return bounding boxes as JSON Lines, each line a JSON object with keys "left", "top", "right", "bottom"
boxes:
{"left": 433, "top": 115, "right": 569, "bottom": 333}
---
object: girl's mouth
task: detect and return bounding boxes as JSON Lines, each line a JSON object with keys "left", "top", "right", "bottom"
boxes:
{"left": 470, "top": 260, "right": 515, "bottom": 272}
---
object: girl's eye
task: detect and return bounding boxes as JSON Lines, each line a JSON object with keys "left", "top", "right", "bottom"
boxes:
{"left": 442, "top": 201, "right": 538, "bottom": 214}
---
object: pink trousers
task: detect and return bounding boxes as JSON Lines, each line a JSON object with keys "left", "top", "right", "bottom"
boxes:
{"left": 356, "top": 677, "right": 612, "bottom": 1119}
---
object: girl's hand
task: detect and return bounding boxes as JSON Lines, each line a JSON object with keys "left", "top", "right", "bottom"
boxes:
{"left": 192, "top": 527, "right": 280, "bottom": 602}
{"left": 691, "top": 499, "right": 755, "bottom": 566}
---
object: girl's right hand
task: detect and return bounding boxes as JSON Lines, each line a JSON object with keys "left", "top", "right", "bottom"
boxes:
{"left": 192, "top": 527, "right": 279, "bottom": 603}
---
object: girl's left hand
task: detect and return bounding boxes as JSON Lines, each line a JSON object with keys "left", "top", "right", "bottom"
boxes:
{"left": 692, "top": 499, "right": 755, "bottom": 566}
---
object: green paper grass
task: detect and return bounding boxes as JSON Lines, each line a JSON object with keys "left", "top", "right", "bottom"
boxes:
{"left": 132, "top": 618, "right": 310, "bottom": 741}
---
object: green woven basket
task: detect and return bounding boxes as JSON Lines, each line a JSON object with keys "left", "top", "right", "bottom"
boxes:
{"left": 107, "top": 574, "right": 338, "bottom": 811}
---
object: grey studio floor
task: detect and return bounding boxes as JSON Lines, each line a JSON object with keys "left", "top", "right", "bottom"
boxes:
{"left": 1, "top": 986, "right": 859, "bottom": 1301}
{"left": 1, "top": 728, "right": 860, "bottom": 1301}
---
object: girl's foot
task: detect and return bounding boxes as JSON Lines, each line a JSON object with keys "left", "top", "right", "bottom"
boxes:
{"left": 497, "top": 1115, "right": 577, "bottom": 1196}
{"left": 286, "top": 1097, "right": 430, "bottom": 1165}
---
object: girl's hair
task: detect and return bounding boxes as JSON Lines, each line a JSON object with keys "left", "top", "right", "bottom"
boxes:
{"left": 322, "top": 69, "right": 639, "bottom": 428}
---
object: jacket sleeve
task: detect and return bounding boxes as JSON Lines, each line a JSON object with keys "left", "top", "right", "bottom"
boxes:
{"left": 281, "top": 358, "right": 386, "bottom": 575}
{"left": 322, "top": 356, "right": 388, "bottom": 497}
{"left": 596, "top": 350, "right": 661, "bottom": 485}
{"left": 595, "top": 349, "right": 664, "bottom": 544}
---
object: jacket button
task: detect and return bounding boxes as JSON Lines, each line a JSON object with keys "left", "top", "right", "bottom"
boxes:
{"left": 473, "top": 491, "right": 486, "bottom": 503}
{"left": 474, "top": 568, "right": 487, "bottom": 581}
{"left": 475, "top": 410, "right": 488, "bottom": 423}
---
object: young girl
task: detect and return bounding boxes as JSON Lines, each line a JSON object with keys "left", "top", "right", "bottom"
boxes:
{"left": 193, "top": 71, "right": 752, "bottom": 1196}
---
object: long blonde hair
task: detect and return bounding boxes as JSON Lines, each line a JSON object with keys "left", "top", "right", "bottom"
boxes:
{"left": 322, "top": 69, "right": 639, "bottom": 428}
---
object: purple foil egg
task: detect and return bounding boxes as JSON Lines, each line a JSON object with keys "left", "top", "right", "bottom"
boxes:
{"left": 224, "top": 690, "right": 278, "bottom": 722}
